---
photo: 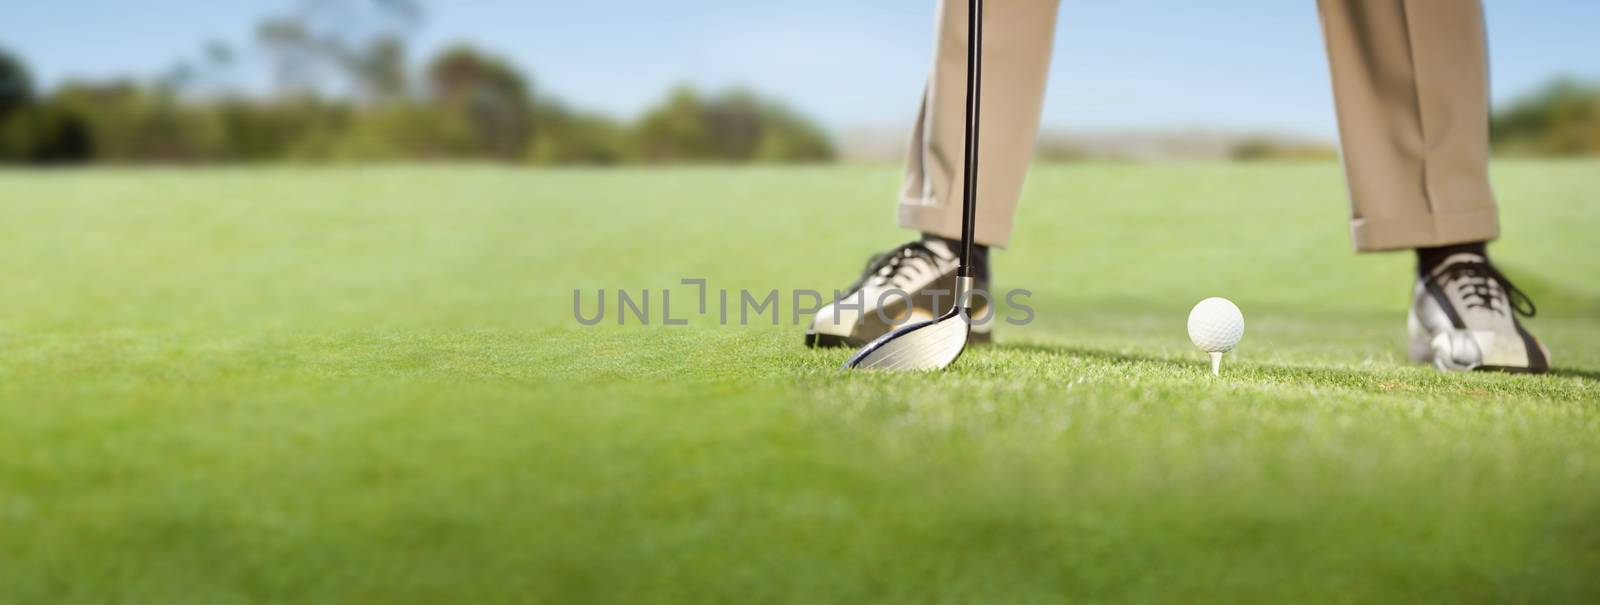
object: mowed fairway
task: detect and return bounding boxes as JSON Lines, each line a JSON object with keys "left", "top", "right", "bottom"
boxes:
{"left": 1, "top": 162, "right": 1597, "bottom": 602}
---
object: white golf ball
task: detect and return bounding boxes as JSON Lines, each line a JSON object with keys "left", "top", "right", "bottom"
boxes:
{"left": 1187, "top": 297, "right": 1244, "bottom": 353}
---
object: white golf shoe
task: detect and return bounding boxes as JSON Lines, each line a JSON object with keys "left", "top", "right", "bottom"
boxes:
{"left": 1408, "top": 253, "right": 1549, "bottom": 373}
{"left": 806, "top": 238, "right": 992, "bottom": 348}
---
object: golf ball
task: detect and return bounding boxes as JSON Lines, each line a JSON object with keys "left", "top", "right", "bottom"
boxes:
{"left": 1188, "top": 297, "right": 1244, "bottom": 353}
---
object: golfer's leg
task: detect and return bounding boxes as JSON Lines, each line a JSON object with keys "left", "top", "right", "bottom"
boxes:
{"left": 1316, "top": 0, "right": 1499, "bottom": 252}
{"left": 1319, "top": 0, "right": 1547, "bottom": 373}
{"left": 899, "top": 0, "right": 1060, "bottom": 249}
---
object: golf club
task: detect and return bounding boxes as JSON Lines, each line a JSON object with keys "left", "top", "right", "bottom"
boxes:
{"left": 843, "top": 0, "right": 984, "bottom": 371}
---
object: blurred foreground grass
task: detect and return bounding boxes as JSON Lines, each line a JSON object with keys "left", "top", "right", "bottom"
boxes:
{"left": 1, "top": 162, "right": 1597, "bottom": 602}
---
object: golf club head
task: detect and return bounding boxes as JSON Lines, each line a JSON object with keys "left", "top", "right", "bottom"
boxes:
{"left": 841, "top": 308, "right": 971, "bottom": 371}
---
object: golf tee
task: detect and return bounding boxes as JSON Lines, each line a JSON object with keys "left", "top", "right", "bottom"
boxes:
{"left": 1210, "top": 351, "right": 1223, "bottom": 376}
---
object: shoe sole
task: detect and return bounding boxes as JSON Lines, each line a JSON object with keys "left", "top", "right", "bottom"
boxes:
{"left": 807, "top": 327, "right": 993, "bottom": 349}
{"left": 1408, "top": 327, "right": 1550, "bottom": 374}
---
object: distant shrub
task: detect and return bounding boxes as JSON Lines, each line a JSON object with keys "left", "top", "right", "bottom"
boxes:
{"left": 49, "top": 83, "right": 232, "bottom": 162}
{"left": 216, "top": 100, "right": 350, "bottom": 161}
{"left": 1492, "top": 79, "right": 1600, "bottom": 156}
{"left": 427, "top": 45, "right": 533, "bottom": 161}
{"left": 315, "top": 103, "right": 478, "bottom": 161}
{"left": 1035, "top": 141, "right": 1091, "bottom": 163}
{"left": 633, "top": 87, "right": 835, "bottom": 164}
{"left": 528, "top": 102, "right": 629, "bottom": 165}
{"left": 0, "top": 47, "right": 31, "bottom": 122}
{"left": 1230, "top": 138, "right": 1338, "bottom": 162}
{"left": 0, "top": 103, "right": 93, "bottom": 163}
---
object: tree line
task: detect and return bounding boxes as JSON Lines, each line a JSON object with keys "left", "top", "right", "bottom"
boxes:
{"left": 1, "top": 0, "right": 1593, "bottom": 164}
{"left": 0, "top": 47, "right": 834, "bottom": 166}
{"left": 0, "top": 1, "right": 833, "bottom": 165}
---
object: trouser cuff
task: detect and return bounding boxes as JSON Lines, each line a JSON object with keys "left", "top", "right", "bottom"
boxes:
{"left": 897, "top": 196, "right": 1013, "bottom": 248}
{"left": 1351, "top": 207, "right": 1500, "bottom": 252}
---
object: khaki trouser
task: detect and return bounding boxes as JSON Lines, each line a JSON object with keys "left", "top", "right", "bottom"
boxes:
{"left": 899, "top": 0, "right": 1500, "bottom": 251}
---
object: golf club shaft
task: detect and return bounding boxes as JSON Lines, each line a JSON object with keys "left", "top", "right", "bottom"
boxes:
{"left": 958, "top": 0, "right": 983, "bottom": 279}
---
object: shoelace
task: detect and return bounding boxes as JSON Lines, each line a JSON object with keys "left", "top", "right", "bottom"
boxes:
{"left": 846, "top": 241, "right": 950, "bottom": 292}
{"left": 1428, "top": 260, "right": 1537, "bottom": 318}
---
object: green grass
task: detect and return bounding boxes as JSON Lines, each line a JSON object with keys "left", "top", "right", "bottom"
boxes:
{"left": 1, "top": 161, "right": 1597, "bottom": 603}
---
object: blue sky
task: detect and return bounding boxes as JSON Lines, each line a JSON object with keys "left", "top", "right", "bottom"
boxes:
{"left": 3, "top": 0, "right": 1597, "bottom": 139}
